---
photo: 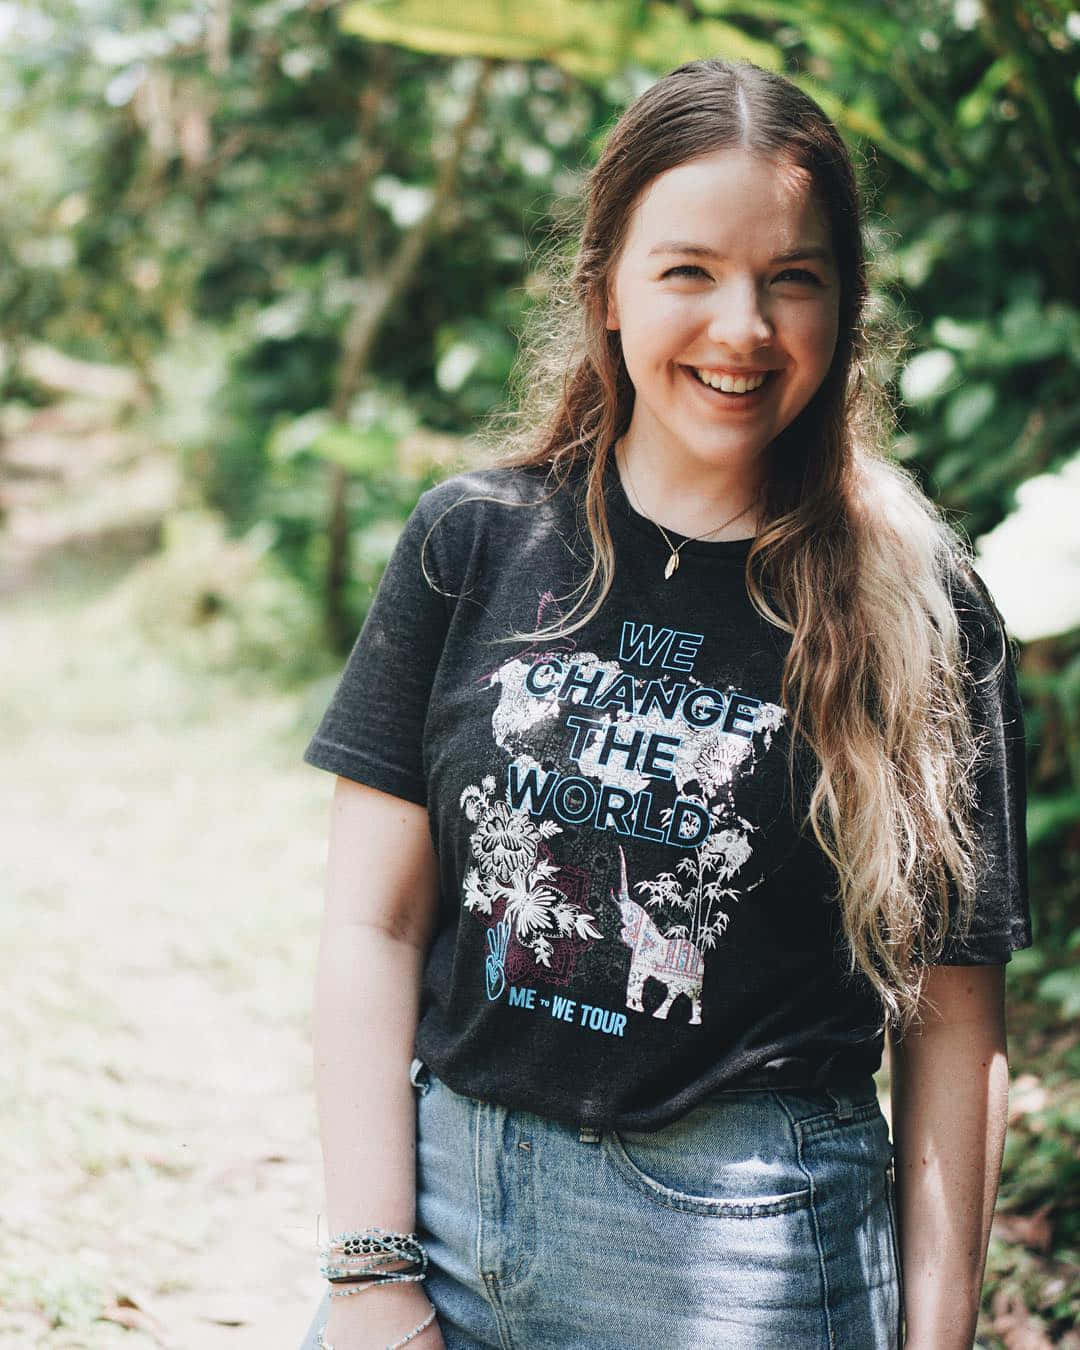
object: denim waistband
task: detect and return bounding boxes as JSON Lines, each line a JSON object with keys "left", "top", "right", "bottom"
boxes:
{"left": 734, "top": 1071, "right": 871, "bottom": 1088}
{"left": 707, "top": 1067, "right": 879, "bottom": 1102}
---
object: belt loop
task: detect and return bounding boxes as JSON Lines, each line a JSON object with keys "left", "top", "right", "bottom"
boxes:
{"left": 578, "top": 1125, "right": 601, "bottom": 1144}
{"left": 827, "top": 1086, "right": 853, "bottom": 1120}
{"left": 408, "top": 1056, "right": 431, "bottom": 1096}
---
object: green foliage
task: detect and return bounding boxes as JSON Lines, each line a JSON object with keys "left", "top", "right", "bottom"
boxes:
{"left": 93, "top": 509, "right": 329, "bottom": 682}
{"left": 1036, "top": 966, "right": 1080, "bottom": 1021}
{"left": 340, "top": 0, "right": 781, "bottom": 76}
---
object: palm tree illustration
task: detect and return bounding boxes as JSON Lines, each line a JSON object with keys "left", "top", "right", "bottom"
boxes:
{"left": 634, "top": 799, "right": 757, "bottom": 951}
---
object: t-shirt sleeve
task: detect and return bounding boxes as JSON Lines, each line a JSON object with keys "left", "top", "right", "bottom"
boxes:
{"left": 302, "top": 490, "right": 453, "bottom": 807}
{"left": 934, "top": 563, "right": 1032, "bottom": 965}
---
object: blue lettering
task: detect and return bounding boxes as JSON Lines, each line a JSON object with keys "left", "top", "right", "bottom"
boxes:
{"left": 552, "top": 775, "right": 598, "bottom": 826}
{"left": 618, "top": 621, "right": 675, "bottom": 667}
{"left": 639, "top": 679, "right": 685, "bottom": 721}
{"left": 565, "top": 714, "right": 604, "bottom": 762}
{"left": 592, "top": 672, "right": 637, "bottom": 714}
{"left": 632, "top": 788, "right": 667, "bottom": 843}
{"left": 681, "top": 687, "right": 726, "bottom": 728}
{"left": 722, "top": 695, "right": 761, "bottom": 737}
{"left": 641, "top": 731, "right": 680, "bottom": 780}
{"left": 525, "top": 657, "right": 563, "bottom": 697}
{"left": 508, "top": 985, "right": 536, "bottom": 1008}
{"left": 666, "top": 631, "right": 705, "bottom": 672}
{"left": 506, "top": 764, "right": 558, "bottom": 815}
{"left": 597, "top": 722, "right": 644, "bottom": 770}
{"left": 558, "top": 663, "right": 605, "bottom": 705}
{"left": 596, "top": 785, "right": 635, "bottom": 834}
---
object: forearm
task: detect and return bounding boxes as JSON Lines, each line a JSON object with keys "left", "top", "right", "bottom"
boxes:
{"left": 314, "top": 918, "right": 425, "bottom": 1236}
{"left": 890, "top": 980, "right": 1010, "bottom": 1349}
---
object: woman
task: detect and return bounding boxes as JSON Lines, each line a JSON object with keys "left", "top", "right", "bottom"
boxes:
{"left": 301, "top": 58, "right": 1031, "bottom": 1350}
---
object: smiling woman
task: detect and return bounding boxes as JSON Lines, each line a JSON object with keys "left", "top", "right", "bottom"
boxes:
{"left": 603, "top": 147, "right": 840, "bottom": 525}
{"left": 300, "top": 56, "right": 1030, "bottom": 1350}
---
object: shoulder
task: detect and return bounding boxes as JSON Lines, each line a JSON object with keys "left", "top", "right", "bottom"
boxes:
{"left": 940, "top": 551, "right": 1018, "bottom": 701}
{"left": 414, "top": 462, "right": 577, "bottom": 548}
{"left": 417, "top": 463, "right": 554, "bottom": 513}
{"left": 943, "top": 551, "right": 1010, "bottom": 659}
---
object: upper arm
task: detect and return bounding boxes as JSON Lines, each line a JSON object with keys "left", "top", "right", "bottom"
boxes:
{"left": 323, "top": 776, "right": 440, "bottom": 951}
{"left": 889, "top": 963, "right": 1007, "bottom": 1056}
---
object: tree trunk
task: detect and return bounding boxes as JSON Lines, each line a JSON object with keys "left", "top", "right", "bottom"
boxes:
{"left": 323, "top": 56, "right": 495, "bottom": 650}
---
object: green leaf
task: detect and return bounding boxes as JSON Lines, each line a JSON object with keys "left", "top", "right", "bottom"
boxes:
{"left": 340, "top": 0, "right": 779, "bottom": 76}
{"left": 266, "top": 410, "right": 333, "bottom": 462}
{"left": 900, "top": 349, "right": 959, "bottom": 404}
{"left": 945, "top": 382, "right": 997, "bottom": 441}
{"left": 343, "top": 0, "right": 777, "bottom": 85}
{"left": 998, "top": 297, "right": 1067, "bottom": 364}
{"left": 309, "top": 423, "right": 399, "bottom": 474}
{"left": 956, "top": 56, "right": 1016, "bottom": 130}
{"left": 1026, "top": 792, "right": 1080, "bottom": 848}
{"left": 932, "top": 316, "right": 988, "bottom": 353}
{"left": 1006, "top": 947, "right": 1045, "bottom": 978}
{"left": 1036, "top": 968, "right": 1080, "bottom": 1019}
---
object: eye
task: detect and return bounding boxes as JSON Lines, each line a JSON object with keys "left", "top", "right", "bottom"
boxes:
{"left": 775, "top": 268, "right": 822, "bottom": 285}
{"left": 662, "top": 265, "right": 709, "bottom": 279}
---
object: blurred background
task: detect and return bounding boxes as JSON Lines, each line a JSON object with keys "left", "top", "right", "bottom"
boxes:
{"left": 1, "top": 1, "right": 1077, "bottom": 1346}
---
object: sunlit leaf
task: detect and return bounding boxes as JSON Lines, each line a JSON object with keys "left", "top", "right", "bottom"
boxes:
{"left": 1036, "top": 967, "right": 1080, "bottom": 1019}
{"left": 341, "top": 0, "right": 782, "bottom": 81}
{"left": 308, "top": 423, "right": 399, "bottom": 474}
{"left": 1026, "top": 793, "right": 1080, "bottom": 849}
{"left": 945, "top": 382, "right": 996, "bottom": 440}
{"left": 956, "top": 56, "right": 1016, "bottom": 129}
{"left": 900, "top": 349, "right": 959, "bottom": 404}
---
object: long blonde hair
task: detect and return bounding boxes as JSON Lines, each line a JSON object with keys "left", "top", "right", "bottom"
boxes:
{"left": 450, "top": 58, "right": 1002, "bottom": 1030}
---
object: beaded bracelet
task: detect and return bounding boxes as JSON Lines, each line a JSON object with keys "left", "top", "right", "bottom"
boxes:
{"left": 316, "top": 1300, "right": 436, "bottom": 1350}
{"left": 319, "top": 1227, "right": 428, "bottom": 1287}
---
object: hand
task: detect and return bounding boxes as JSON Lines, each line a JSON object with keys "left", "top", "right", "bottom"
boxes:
{"left": 323, "top": 1282, "right": 445, "bottom": 1350}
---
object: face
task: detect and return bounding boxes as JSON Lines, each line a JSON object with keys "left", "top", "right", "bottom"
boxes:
{"left": 605, "top": 148, "right": 841, "bottom": 480}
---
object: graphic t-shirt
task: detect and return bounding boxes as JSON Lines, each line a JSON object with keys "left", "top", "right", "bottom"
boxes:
{"left": 303, "top": 459, "right": 1032, "bottom": 1130}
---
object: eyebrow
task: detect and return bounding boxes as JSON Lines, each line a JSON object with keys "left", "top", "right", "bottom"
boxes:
{"left": 647, "top": 242, "right": 833, "bottom": 264}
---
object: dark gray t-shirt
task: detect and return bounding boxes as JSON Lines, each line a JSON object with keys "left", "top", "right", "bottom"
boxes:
{"left": 303, "top": 459, "right": 1031, "bottom": 1130}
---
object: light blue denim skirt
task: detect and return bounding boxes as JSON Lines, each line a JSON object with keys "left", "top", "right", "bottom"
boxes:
{"left": 302, "top": 1058, "right": 902, "bottom": 1349}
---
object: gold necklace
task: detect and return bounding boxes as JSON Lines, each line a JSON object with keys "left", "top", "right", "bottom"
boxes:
{"left": 617, "top": 444, "right": 759, "bottom": 579}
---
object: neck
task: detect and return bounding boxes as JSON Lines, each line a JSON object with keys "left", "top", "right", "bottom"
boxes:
{"left": 614, "top": 437, "right": 763, "bottom": 541}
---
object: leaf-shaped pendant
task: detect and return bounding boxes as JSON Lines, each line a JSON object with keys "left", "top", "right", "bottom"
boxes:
{"left": 664, "top": 551, "right": 679, "bottom": 580}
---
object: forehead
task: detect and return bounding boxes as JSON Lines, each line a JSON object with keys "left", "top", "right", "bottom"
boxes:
{"left": 622, "top": 149, "right": 832, "bottom": 256}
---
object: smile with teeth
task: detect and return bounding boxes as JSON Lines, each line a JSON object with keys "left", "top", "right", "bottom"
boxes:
{"left": 689, "top": 367, "right": 773, "bottom": 394}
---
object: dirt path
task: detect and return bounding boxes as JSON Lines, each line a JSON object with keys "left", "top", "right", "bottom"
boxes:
{"left": 1, "top": 571, "right": 336, "bottom": 1348}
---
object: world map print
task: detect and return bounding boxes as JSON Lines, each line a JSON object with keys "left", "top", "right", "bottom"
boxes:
{"left": 461, "top": 619, "right": 786, "bottom": 1026}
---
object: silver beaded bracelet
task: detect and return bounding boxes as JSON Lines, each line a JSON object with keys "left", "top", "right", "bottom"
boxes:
{"left": 316, "top": 1300, "right": 436, "bottom": 1350}
{"left": 319, "top": 1226, "right": 428, "bottom": 1286}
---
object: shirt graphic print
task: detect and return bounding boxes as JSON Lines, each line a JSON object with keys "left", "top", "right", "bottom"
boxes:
{"left": 462, "top": 606, "right": 784, "bottom": 1034}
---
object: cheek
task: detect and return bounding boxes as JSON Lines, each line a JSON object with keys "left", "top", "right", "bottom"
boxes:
{"left": 619, "top": 297, "right": 692, "bottom": 357}
{"left": 794, "top": 306, "right": 840, "bottom": 369}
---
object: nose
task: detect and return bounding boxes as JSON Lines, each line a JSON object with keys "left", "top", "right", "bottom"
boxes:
{"left": 705, "top": 278, "right": 774, "bottom": 354}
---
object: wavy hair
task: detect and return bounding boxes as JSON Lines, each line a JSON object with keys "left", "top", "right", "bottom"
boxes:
{"left": 453, "top": 58, "right": 999, "bottom": 1030}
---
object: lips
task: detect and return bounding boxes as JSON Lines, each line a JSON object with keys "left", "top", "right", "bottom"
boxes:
{"left": 696, "top": 367, "right": 772, "bottom": 394}
{"left": 679, "top": 364, "right": 777, "bottom": 404}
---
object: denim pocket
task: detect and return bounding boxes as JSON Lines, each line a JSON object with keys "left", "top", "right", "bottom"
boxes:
{"left": 790, "top": 1095, "right": 884, "bottom": 1143}
{"left": 603, "top": 1094, "right": 812, "bottom": 1217}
